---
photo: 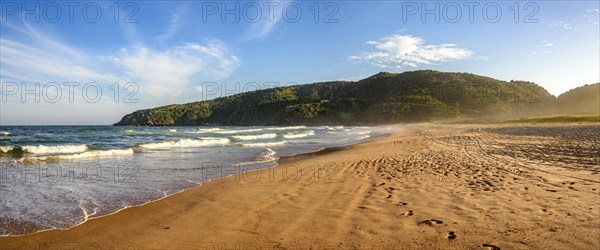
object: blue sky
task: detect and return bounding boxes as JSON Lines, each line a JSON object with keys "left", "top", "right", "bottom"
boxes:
{"left": 0, "top": 0, "right": 599, "bottom": 125}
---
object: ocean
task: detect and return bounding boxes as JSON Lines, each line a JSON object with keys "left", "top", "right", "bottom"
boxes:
{"left": 0, "top": 125, "right": 397, "bottom": 236}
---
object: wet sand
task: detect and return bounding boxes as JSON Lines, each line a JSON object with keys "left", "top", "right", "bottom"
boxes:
{"left": 2, "top": 124, "right": 599, "bottom": 249}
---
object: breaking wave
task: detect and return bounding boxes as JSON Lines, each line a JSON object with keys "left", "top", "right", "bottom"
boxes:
{"left": 138, "top": 138, "right": 230, "bottom": 149}
{"left": 231, "top": 133, "right": 277, "bottom": 140}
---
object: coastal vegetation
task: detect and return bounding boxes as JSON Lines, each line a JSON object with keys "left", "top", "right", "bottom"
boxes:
{"left": 115, "top": 71, "right": 599, "bottom": 126}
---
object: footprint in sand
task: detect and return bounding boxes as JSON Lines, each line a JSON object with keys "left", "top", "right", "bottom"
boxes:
{"left": 398, "top": 202, "right": 408, "bottom": 206}
{"left": 481, "top": 243, "right": 501, "bottom": 250}
{"left": 418, "top": 219, "right": 443, "bottom": 226}
{"left": 446, "top": 231, "right": 456, "bottom": 240}
{"left": 386, "top": 195, "right": 392, "bottom": 199}
{"left": 404, "top": 210, "right": 413, "bottom": 216}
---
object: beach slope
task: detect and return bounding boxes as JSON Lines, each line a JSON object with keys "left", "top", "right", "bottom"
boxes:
{"left": 2, "top": 124, "right": 599, "bottom": 249}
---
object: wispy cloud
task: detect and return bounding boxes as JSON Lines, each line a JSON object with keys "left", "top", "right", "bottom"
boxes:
{"left": 0, "top": 23, "right": 240, "bottom": 124}
{"left": 1, "top": 23, "right": 239, "bottom": 98}
{"left": 111, "top": 42, "right": 239, "bottom": 97}
{"left": 539, "top": 39, "right": 554, "bottom": 47}
{"left": 243, "top": 0, "right": 288, "bottom": 40}
{"left": 550, "top": 21, "right": 573, "bottom": 30}
{"left": 550, "top": 9, "right": 598, "bottom": 30}
{"left": 156, "top": 8, "right": 185, "bottom": 42}
{"left": 0, "top": 24, "right": 115, "bottom": 83}
{"left": 350, "top": 34, "right": 472, "bottom": 68}
{"left": 583, "top": 9, "right": 599, "bottom": 26}
{"left": 531, "top": 39, "right": 553, "bottom": 55}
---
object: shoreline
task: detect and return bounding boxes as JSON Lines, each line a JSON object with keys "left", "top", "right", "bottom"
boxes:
{"left": 2, "top": 124, "right": 598, "bottom": 249}
{"left": 0, "top": 128, "right": 397, "bottom": 238}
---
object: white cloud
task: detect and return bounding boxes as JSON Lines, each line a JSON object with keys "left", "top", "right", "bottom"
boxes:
{"left": 0, "top": 23, "right": 238, "bottom": 98}
{"left": 539, "top": 39, "right": 553, "bottom": 47}
{"left": 156, "top": 9, "right": 185, "bottom": 42}
{"left": 550, "top": 21, "right": 573, "bottom": 30}
{"left": 243, "top": 0, "right": 288, "bottom": 40}
{"left": 583, "top": 9, "right": 599, "bottom": 26}
{"left": 111, "top": 42, "right": 239, "bottom": 96}
{"left": 548, "top": 9, "right": 598, "bottom": 30}
{"left": 531, "top": 51, "right": 550, "bottom": 55}
{"left": 0, "top": 24, "right": 117, "bottom": 84}
{"left": 350, "top": 35, "right": 472, "bottom": 68}
{"left": 0, "top": 23, "right": 239, "bottom": 124}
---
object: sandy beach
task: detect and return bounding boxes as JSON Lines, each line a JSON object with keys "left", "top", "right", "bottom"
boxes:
{"left": 1, "top": 124, "right": 599, "bottom": 249}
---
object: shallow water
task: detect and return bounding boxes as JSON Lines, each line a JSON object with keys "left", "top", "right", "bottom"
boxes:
{"left": 0, "top": 125, "right": 397, "bottom": 235}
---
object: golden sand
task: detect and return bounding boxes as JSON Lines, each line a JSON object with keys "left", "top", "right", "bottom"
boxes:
{"left": 2, "top": 124, "right": 599, "bottom": 249}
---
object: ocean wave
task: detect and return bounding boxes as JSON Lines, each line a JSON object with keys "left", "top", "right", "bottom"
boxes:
{"left": 22, "top": 144, "right": 88, "bottom": 155}
{"left": 231, "top": 133, "right": 277, "bottom": 141}
{"left": 241, "top": 141, "right": 287, "bottom": 147}
{"left": 0, "top": 131, "right": 12, "bottom": 136}
{"left": 195, "top": 128, "right": 223, "bottom": 133}
{"left": 20, "top": 148, "right": 135, "bottom": 162}
{"left": 138, "top": 138, "right": 230, "bottom": 149}
{"left": 266, "top": 126, "right": 306, "bottom": 131}
{"left": 355, "top": 135, "right": 371, "bottom": 140}
{"left": 232, "top": 148, "right": 277, "bottom": 166}
{"left": 258, "top": 148, "right": 277, "bottom": 162}
{"left": 0, "top": 145, "right": 14, "bottom": 153}
{"left": 121, "top": 129, "right": 136, "bottom": 135}
{"left": 325, "top": 126, "right": 344, "bottom": 131}
{"left": 194, "top": 128, "right": 263, "bottom": 134}
{"left": 283, "top": 130, "right": 315, "bottom": 139}
{"left": 214, "top": 128, "right": 263, "bottom": 134}
{"left": 168, "top": 129, "right": 177, "bottom": 132}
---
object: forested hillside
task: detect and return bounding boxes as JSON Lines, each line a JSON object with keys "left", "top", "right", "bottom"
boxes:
{"left": 115, "top": 70, "right": 569, "bottom": 126}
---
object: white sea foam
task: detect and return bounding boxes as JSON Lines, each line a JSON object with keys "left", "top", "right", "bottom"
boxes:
{"left": 325, "top": 126, "right": 344, "bottom": 131}
{"left": 196, "top": 128, "right": 222, "bottom": 132}
{"left": 355, "top": 135, "right": 371, "bottom": 140}
{"left": 231, "top": 133, "right": 277, "bottom": 140}
{"left": 22, "top": 144, "right": 88, "bottom": 155}
{"left": 0, "top": 131, "right": 12, "bottom": 136}
{"left": 139, "top": 138, "right": 230, "bottom": 149}
{"left": 169, "top": 129, "right": 177, "bottom": 132}
{"left": 232, "top": 148, "right": 277, "bottom": 166}
{"left": 21, "top": 148, "right": 134, "bottom": 162}
{"left": 258, "top": 148, "right": 277, "bottom": 162}
{"left": 241, "top": 141, "right": 287, "bottom": 147}
{"left": 56, "top": 149, "right": 134, "bottom": 159}
{"left": 0, "top": 145, "right": 14, "bottom": 153}
{"left": 266, "top": 126, "right": 306, "bottom": 131}
{"left": 78, "top": 200, "right": 98, "bottom": 221}
{"left": 214, "top": 128, "right": 263, "bottom": 134}
{"left": 121, "top": 129, "right": 136, "bottom": 134}
{"left": 194, "top": 128, "right": 263, "bottom": 134}
{"left": 283, "top": 130, "right": 315, "bottom": 139}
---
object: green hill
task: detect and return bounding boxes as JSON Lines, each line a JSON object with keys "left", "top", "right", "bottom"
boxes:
{"left": 115, "top": 70, "right": 558, "bottom": 126}
{"left": 554, "top": 83, "right": 600, "bottom": 115}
